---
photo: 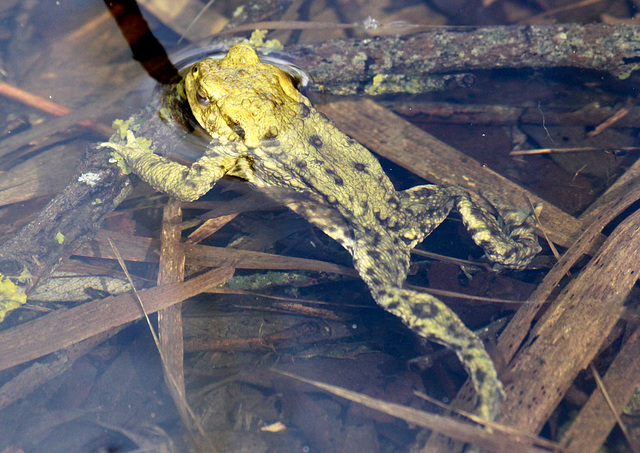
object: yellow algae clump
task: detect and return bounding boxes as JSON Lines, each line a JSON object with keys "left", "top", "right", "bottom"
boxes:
{"left": 242, "top": 29, "right": 283, "bottom": 52}
{"left": 0, "top": 273, "right": 27, "bottom": 322}
{"left": 113, "top": 118, "right": 133, "bottom": 140}
{"left": 103, "top": 121, "right": 153, "bottom": 175}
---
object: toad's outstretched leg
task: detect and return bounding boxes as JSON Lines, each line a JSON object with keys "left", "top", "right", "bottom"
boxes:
{"left": 378, "top": 287, "right": 503, "bottom": 420}
{"left": 348, "top": 231, "right": 504, "bottom": 420}
{"left": 399, "top": 185, "right": 540, "bottom": 270}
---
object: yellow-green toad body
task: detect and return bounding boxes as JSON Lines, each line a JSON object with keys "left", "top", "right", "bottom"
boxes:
{"left": 104, "top": 44, "right": 540, "bottom": 420}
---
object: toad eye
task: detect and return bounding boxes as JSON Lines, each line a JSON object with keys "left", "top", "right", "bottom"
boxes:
{"left": 196, "top": 88, "right": 209, "bottom": 106}
{"left": 191, "top": 65, "right": 198, "bottom": 75}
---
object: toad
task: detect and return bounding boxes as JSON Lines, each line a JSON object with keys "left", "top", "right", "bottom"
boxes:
{"left": 103, "top": 44, "right": 540, "bottom": 420}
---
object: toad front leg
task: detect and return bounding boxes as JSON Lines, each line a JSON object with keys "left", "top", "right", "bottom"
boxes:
{"left": 101, "top": 130, "right": 241, "bottom": 202}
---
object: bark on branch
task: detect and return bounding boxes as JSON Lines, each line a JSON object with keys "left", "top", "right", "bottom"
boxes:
{"left": 289, "top": 24, "right": 640, "bottom": 94}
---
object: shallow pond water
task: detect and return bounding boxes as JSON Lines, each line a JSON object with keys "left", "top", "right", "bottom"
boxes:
{"left": 0, "top": 1, "right": 639, "bottom": 452}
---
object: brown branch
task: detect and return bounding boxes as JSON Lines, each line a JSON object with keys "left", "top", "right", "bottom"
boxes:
{"left": 157, "top": 199, "right": 187, "bottom": 405}
{"left": 424, "top": 155, "right": 640, "bottom": 451}
{"left": 221, "top": 0, "right": 295, "bottom": 31}
{"left": 74, "top": 229, "right": 358, "bottom": 277}
{"left": 498, "top": 207, "right": 640, "bottom": 432}
{"left": 276, "top": 370, "right": 557, "bottom": 453}
{"left": 0, "top": 266, "right": 233, "bottom": 372}
{"left": 561, "top": 325, "right": 640, "bottom": 452}
{"left": 0, "top": 144, "right": 131, "bottom": 292}
{"left": 0, "top": 83, "right": 190, "bottom": 293}
{"left": 0, "top": 82, "right": 113, "bottom": 136}
{"left": 104, "top": 0, "right": 180, "bottom": 84}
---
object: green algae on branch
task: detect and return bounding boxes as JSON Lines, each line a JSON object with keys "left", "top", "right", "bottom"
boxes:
{"left": 364, "top": 72, "right": 468, "bottom": 96}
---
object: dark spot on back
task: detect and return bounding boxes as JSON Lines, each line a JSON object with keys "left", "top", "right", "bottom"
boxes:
{"left": 387, "top": 301, "right": 399, "bottom": 310}
{"left": 367, "top": 249, "right": 381, "bottom": 260}
{"left": 418, "top": 304, "right": 439, "bottom": 319}
{"left": 309, "top": 135, "right": 323, "bottom": 149}
{"left": 374, "top": 211, "right": 388, "bottom": 226}
{"left": 324, "top": 168, "right": 344, "bottom": 186}
{"left": 502, "top": 248, "right": 516, "bottom": 260}
{"left": 462, "top": 353, "right": 475, "bottom": 363}
{"left": 295, "top": 160, "right": 308, "bottom": 169}
{"left": 353, "top": 162, "right": 367, "bottom": 172}
{"left": 387, "top": 221, "right": 402, "bottom": 232}
{"left": 411, "top": 186, "right": 437, "bottom": 198}
{"left": 299, "top": 102, "right": 311, "bottom": 118}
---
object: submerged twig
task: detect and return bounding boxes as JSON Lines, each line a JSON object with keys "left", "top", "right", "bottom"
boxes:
{"left": 0, "top": 82, "right": 113, "bottom": 136}
{"left": 274, "top": 370, "right": 558, "bottom": 453}
{"left": 588, "top": 363, "right": 637, "bottom": 453}
{"left": 108, "top": 236, "right": 218, "bottom": 452}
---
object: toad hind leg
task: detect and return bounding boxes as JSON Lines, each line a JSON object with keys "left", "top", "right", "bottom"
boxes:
{"left": 399, "top": 185, "right": 540, "bottom": 270}
{"left": 296, "top": 200, "right": 507, "bottom": 419}
{"left": 348, "top": 232, "right": 504, "bottom": 421}
{"left": 377, "top": 286, "right": 503, "bottom": 420}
